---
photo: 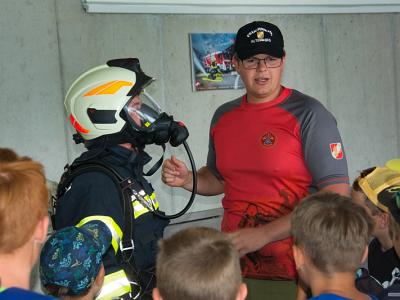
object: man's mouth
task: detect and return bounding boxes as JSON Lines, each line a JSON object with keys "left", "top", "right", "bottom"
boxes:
{"left": 255, "top": 77, "right": 270, "bottom": 84}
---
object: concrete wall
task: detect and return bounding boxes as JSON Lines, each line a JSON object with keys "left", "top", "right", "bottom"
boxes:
{"left": 1, "top": 0, "right": 400, "bottom": 215}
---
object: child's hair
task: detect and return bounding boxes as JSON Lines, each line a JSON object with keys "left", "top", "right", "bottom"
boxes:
{"left": 0, "top": 149, "right": 48, "bottom": 253}
{"left": 156, "top": 227, "right": 242, "bottom": 300}
{"left": 291, "top": 191, "right": 372, "bottom": 274}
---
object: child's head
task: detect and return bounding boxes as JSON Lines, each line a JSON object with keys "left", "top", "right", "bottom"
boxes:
{"left": 154, "top": 227, "right": 247, "bottom": 300}
{"left": 291, "top": 192, "right": 372, "bottom": 284}
{"left": 0, "top": 152, "right": 49, "bottom": 255}
{"left": 40, "top": 221, "right": 111, "bottom": 299}
{"left": 352, "top": 167, "right": 390, "bottom": 237}
{"left": 361, "top": 175, "right": 400, "bottom": 256}
{"left": 356, "top": 166, "right": 400, "bottom": 244}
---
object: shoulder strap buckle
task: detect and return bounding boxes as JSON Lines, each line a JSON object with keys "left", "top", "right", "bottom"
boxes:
{"left": 120, "top": 239, "right": 134, "bottom": 252}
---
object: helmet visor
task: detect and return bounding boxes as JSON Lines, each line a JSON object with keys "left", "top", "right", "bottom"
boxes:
{"left": 123, "top": 91, "right": 162, "bottom": 132}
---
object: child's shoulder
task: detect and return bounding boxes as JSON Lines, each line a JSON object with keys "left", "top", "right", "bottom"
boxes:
{"left": 0, "top": 287, "right": 55, "bottom": 299}
{"left": 310, "top": 293, "right": 351, "bottom": 300}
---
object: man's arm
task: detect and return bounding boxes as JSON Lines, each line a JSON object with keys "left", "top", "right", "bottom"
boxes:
{"left": 229, "top": 213, "right": 291, "bottom": 256}
{"left": 320, "top": 182, "right": 350, "bottom": 196}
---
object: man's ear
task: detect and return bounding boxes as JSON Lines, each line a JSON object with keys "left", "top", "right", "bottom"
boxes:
{"left": 236, "top": 283, "right": 248, "bottom": 300}
{"left": 152, "top": 287, "right": 163, "bottom": 300}
{"left": 280, "top": 54, "right": 286, "bottom": 68}
{"left": 232, "top": 55, "right": 239, "bottom": 69}
{"left": 361, "top": 245, "right": 368, "bottom": 264}
{"left": 34, "top": 215, "right": 49, "bottom": 243}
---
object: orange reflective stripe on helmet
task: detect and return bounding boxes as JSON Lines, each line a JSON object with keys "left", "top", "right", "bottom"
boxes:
{"left": 84, "top": 80, "right": 133, "bottom": 96}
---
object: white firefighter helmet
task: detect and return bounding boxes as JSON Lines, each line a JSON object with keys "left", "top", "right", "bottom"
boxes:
{"left": 64, "top": 58, "right": 155, "bottom": 142}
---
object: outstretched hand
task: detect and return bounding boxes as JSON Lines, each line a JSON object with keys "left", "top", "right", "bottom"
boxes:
{"left": 161, "top": 155, "right": 191, "bottom": 188}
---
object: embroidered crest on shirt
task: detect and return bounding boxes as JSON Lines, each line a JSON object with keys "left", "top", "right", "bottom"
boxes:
{"left": 261, "top": 132, "right": 275, "bottom": 147}
{"left": 330, "top": 143, "right": 343, "bottom": 160}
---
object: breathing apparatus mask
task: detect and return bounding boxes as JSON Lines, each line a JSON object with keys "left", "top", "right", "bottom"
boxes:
{"left": 121, "top": 90, "right": 189, "bottom": 148}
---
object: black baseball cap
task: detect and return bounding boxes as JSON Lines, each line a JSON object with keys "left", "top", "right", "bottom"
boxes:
{"left": 234, "top": 21, "right": 285, "bottom": 60}
{"left": 377, "top": 188, "right": 400, "bottom": 223}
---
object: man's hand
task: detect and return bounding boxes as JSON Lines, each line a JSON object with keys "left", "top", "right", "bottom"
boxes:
{"left": 228, "top": 213, "right": 292, "bottom": 256}
{"left": 228, "top": 227, "right": 270, "bottom": 256}
{"left": 161, "top": 155, "right": 192, "bottom": 189}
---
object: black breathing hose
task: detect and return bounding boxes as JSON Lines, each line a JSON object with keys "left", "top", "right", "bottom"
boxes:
{"left": 152, "top": 140, "right": 197, "bottom": 219}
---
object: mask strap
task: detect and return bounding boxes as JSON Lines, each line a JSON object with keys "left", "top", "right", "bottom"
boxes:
{"left": 143, "top": 144, "right": 166, "bottom": 177}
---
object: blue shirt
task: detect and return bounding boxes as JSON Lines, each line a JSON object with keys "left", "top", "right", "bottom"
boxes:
{"left": 0, "top": 287, "right": 56, "bottom": 299}
{"left": 310, "top": 293, "right": 379, "bottom": 300}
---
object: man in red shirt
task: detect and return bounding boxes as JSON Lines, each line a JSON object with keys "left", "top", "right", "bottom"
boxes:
{"left": 162, "top": 21, "right": 349, "bottom": 300}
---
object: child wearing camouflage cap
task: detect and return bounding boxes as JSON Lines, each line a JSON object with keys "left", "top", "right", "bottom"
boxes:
{"left": 40, "top": 221, "right": 111, "bottom": 299}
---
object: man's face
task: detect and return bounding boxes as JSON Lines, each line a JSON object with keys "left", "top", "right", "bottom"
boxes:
{"left": 127, "top": 95, "right": 142, "bottom": 127}
{"left": 233, "top": 54, "right": 285, "bottom": 104}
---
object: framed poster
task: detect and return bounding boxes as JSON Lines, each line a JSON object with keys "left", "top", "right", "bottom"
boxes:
{"left": 190, "top": 33, "right": 244, "bottom": 91}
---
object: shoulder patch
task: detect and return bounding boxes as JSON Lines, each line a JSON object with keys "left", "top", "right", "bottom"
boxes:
{"left": 330, "top": 143, "right": 343, "bottom": 160}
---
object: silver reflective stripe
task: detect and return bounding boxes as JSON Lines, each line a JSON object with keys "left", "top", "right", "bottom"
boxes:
{"left": 101, "top": 221, "right": 121, "bottom": 251}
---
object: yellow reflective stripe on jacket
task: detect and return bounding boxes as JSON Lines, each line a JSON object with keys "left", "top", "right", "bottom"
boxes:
{"left": 96, "top": 269, "right": 131, "bottom": 300}
{"left": 76, "top": 216, "right": 122, "bottom": 253}
{"left": 132, "top": 200, "right": 147, "bottom": 219}
{"left": 132, "top": 191, "right": 159, "bottom": 219}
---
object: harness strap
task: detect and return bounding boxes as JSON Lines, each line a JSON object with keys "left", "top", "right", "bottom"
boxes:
{"left": 55, "top": 160, "right": 135, "bottom": 255}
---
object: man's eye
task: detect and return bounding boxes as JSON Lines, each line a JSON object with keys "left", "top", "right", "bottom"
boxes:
{"left": 246, "top": 59, "right": 256, "bottom": 63}
{"left": 266, "top": 57, "right": 277, "bottom": 62}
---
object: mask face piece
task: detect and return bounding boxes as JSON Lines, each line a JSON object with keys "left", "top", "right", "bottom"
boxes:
{"left": 122, "top": 91, "right": 189, "bottom": 147}
{"left": 123, "top": 92, "right": 162, "bottom": 133}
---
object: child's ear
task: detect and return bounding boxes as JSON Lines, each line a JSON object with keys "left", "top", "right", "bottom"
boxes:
{"left": 292, "top": 245, "right": 305, "bottom": 269}
{"left": 34, "top": 215, "right": 49, "bottom": 243}
{"left": 380, "top": 212, "right": 390, "bottom": 229}
{"left": 152, "top": 288, "right": 163, "bottom": 300}
{"left": 236, "top": 283, "right": 248, "bottom": 300}
{"left": 95, "top": 264, "right": 105, "bottom": 287}
{"left": 360, "top": 245, "right": 369, "bottom": 264}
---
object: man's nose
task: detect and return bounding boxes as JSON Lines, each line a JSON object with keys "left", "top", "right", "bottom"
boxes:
{"left": 256, "top": 58, "right": 268, "bottom": 70}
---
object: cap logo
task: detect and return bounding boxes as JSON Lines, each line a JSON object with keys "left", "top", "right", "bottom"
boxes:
{"left": 330, "top": 143, "right": 343, "bottom": 160}
{"left": 246, "top": 28, "right": 273, "bottom": 45}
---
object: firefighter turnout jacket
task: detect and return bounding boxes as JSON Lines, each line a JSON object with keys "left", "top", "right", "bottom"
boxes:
{"left": 54, "top": 145, "right": 169, "bottom": 300}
